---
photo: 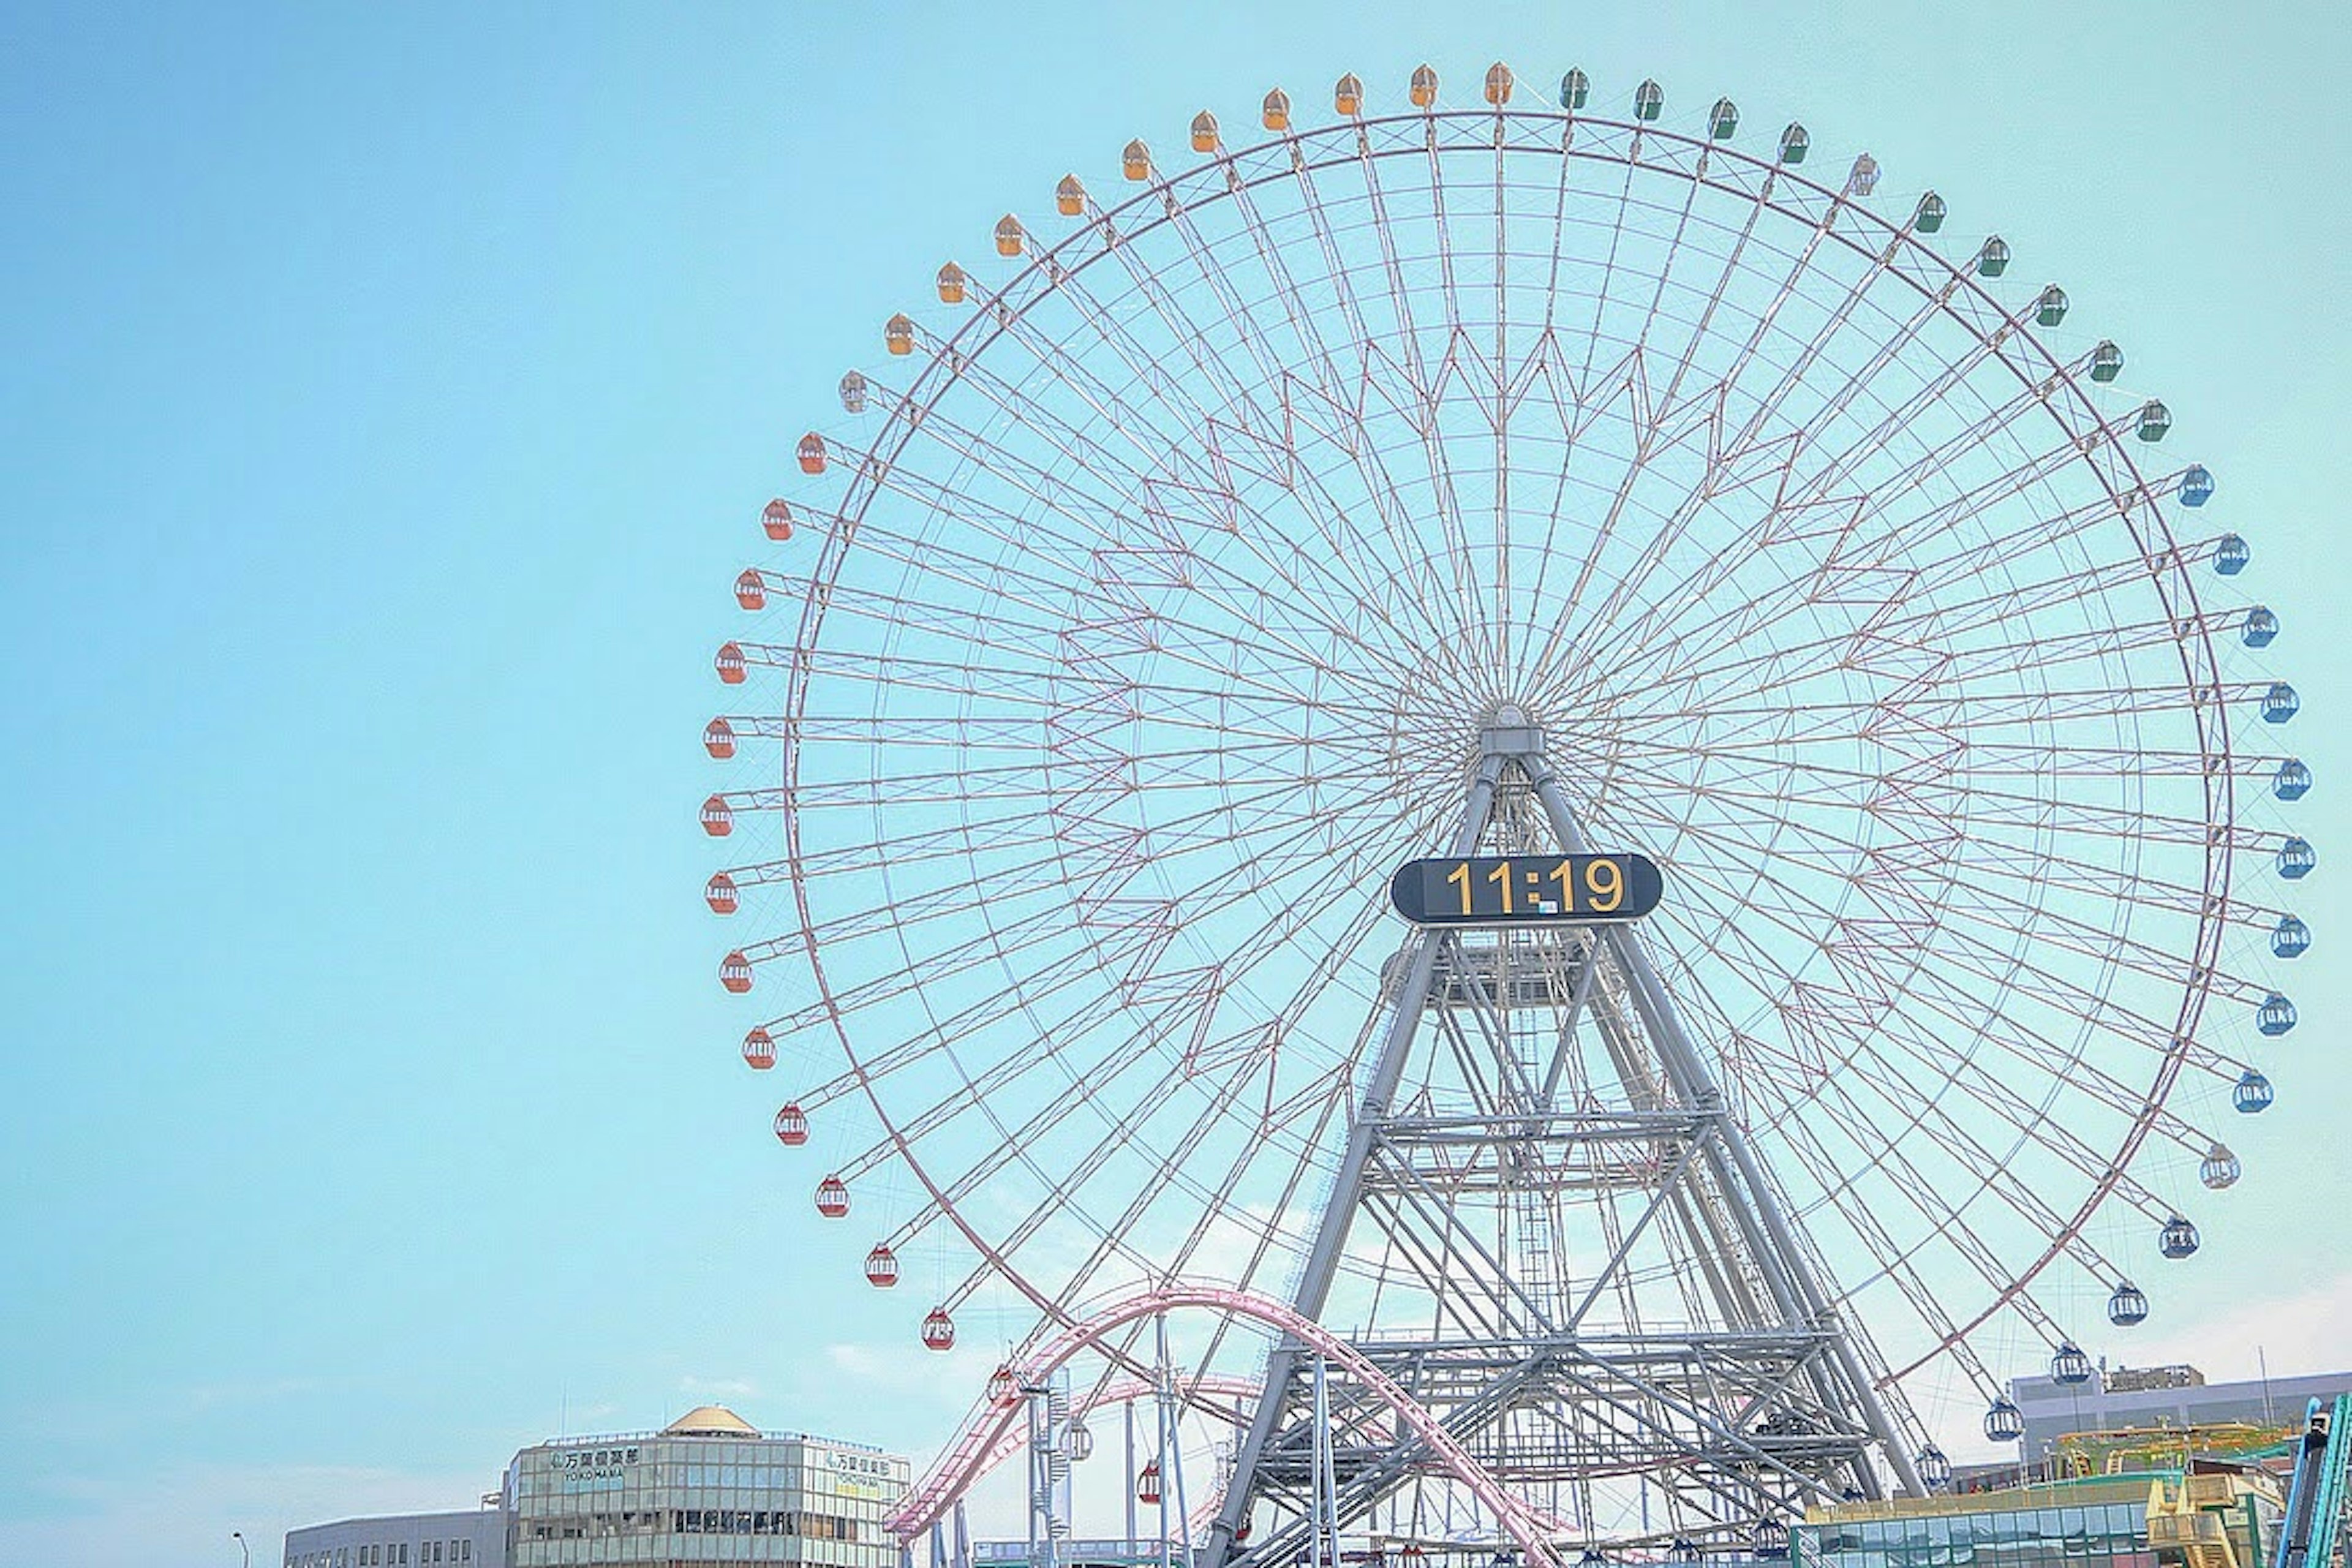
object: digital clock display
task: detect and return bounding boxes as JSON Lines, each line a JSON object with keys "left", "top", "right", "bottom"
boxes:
{"left": 1388, "top": 853, "right": 1663, "bottom": 925}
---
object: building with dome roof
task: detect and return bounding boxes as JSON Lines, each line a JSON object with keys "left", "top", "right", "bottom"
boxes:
{"left": 282, "top": 1406, "right": 908, "bottom": 1568}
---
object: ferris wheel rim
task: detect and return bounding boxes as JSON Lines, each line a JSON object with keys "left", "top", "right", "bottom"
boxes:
{"left": 722, "top": 74, "right": 2294, "bottom": 1427}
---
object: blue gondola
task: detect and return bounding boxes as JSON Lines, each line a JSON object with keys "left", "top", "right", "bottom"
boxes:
{"left": 1985, "top": 1399, "right": 2026, "bottom": 1443}
{"left": 2278, "top": 838, "right": 2315, "bottom": 878}
{"left": 2264, "top": 683, "right": 2301, "bottom": 723}
{"left": 1917, "top": 1445, "right": 1953, "bottom": 1488}
{"left": 2259, "top": 992, "right": 2298, "bottom": 1035}
{"left": 2244, "top": 607, "right": 2278, "bottom": 647}
{"left": 2052, "top": 1342, "right": 2093, "bottom": 1384}
{"left": 2234, "top": 1070, "right": 2275, "bottom": 1114}
{"left": 1754, "top": 1519, "right": 1789, "bottom": 1559}
{"left": 2276, "top": 759, "right": 2312, "bottom": 800}
{"left": 2200, "top": 1144, "right": 2241, "bottom": 1189}
{"left": 2160, "top": 1215, "right": 2201, "bottom": 1259}
{"left": 2215, "top": 534, "right": 2251, "bottom": 575}
{"left": 2108, "top": 1281, "right": 2149, "bottom": 1326}
{"left": 2274, "top": 916, "right": 2311, "bottom": 959}
{"left": 2180, "top": 465, "right": 2215, "bottom": 506}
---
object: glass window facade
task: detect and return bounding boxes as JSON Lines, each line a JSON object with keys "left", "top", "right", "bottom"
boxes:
{"left": 1800, "top": 1498, "right": 2155, "bottom": 1568}
{"left": 509, "top": 1434, "right": 908, "bottom": 1568}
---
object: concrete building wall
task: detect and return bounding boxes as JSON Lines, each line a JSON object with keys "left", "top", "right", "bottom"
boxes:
{"left": 2010, "top": 1366, "right": 2352, "bottom": 1463}
{"left": 283, "top": 1508, "right": 511, "bottom": 1568}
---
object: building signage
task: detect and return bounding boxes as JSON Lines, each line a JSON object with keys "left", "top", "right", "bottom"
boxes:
{"left": 552, "top": 1445, "right": 640, "bottom": 1491}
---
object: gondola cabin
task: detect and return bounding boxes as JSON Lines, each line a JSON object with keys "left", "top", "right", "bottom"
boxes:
{"left": 700, "top": 795, "right": 734, "bottom": 836}
{"left": 815, "top": 1175, "right": 850, "bottom": 1218}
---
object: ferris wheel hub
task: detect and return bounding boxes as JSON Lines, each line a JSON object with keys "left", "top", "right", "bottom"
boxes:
{"left": 1476, "top": 703, "right": 1545, "bottom": 759}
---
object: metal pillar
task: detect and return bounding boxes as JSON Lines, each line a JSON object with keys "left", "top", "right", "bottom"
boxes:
{"left": 1207, "top": 710, "right": 1923, "bottom": 1568}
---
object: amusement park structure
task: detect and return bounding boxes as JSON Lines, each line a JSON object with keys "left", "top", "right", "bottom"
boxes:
{"left": 702, "top": 61, "right": 2310, "bottom": 1566}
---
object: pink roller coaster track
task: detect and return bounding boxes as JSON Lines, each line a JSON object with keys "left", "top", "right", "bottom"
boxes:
{"left": 886, "top": 1283, "right": 1562, "bottom": 1568}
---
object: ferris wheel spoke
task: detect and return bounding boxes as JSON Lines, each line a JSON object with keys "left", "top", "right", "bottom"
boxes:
{"left": 1681, "top": 920, "right": 2119, "bottom": 1332}
{"left": 1341, "top": 126, "right": 1498, "bottom": 673}
{"left": 1654, "top": 793, "right": 2206, "bottom": 1057}
{"left": 1577, "top": 483, "right": 2140, "bottom": 715}
{"left": 918, "top": 906, "right": 1381, "bottom": 1316}
{"left": 1544, "top": 145, "right": 1861, "bottom": 652}
{"left": 1763, "top": 1095, "right": 2010, "bottom": 1393}
{"left": 1003, "top": 224, "right": 1490, "bottom": 666}
{"left": 973, "top": 1059, "right": 1356, "bottom": 1333}
{"left": 727, "top": 86, "right": 2291, "bottom": 1488}
{"left": 1683, "top": 882, "right": 2223, "bottom": 1222}
{"left": 1281, "top": 132, "right": 1501, "bottom": 660}
{"left": 1577, "top": 371, "right": 2104, "bottom": 680}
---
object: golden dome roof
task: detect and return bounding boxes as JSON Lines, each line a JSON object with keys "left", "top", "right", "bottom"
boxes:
{"left": 663, "top": 1404, "right": 761, "bottom": 1438}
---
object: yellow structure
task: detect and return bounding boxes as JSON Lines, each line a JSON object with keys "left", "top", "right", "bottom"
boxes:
{"left": 2054, "top": 1421, "right": 2301, "bottom": 1478}
{"left": 1799, "top": 1469, "right": 2282, "bottom": 1568}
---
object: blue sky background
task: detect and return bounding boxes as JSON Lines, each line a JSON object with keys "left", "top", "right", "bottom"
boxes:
{"left": 2, "top": 2, "right": 2348, "bottom": 1562}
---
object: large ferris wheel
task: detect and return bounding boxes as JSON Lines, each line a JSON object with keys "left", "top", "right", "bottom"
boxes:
{"left": 702, "top": 62, "right": 2310, "bottom": 1558}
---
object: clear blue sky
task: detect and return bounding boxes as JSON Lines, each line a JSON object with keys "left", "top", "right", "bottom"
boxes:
{"left": 2, "top": 2, "right": 2348, "bottom": 1562}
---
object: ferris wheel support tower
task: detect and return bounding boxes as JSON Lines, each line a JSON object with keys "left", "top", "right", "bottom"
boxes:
{"left": 1209, "top": 708, "right": 1923, "bottom": 1564}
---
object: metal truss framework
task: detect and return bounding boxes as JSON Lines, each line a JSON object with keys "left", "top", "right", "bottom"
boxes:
{"left": 1212, "top": 710, "right": 1916, "bottom": 1562}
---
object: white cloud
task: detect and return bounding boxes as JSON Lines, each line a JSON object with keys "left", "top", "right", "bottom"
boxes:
{"left": 2117, "top": 1272, "right": 2352, "bottom": 1383}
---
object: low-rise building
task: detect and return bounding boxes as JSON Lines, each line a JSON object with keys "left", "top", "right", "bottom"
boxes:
{"left": 1800, "top": 1467, "right": 2281, "bottom": 1568}
{"left": 285, "top": 1406, "right": 908, "bottom": 1568}
{"left": 282, "top": 1506, "right": 509, "bottom": 1568}
{"left": 2011, "top": 1364, "right": 2352, "bottom": 1466}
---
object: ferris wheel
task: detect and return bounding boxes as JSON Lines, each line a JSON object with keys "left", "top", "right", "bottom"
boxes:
{"left": 704, "top": 62, "right": 2307, "bottom": 1547}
